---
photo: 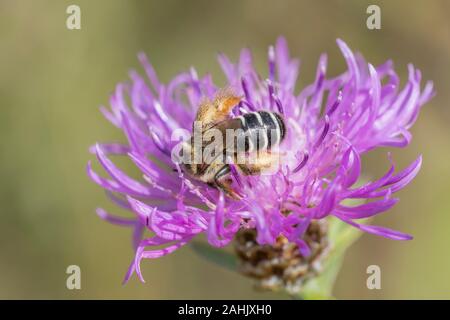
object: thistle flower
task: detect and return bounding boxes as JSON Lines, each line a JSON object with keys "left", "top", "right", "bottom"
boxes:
{"left": 87, "top": 37, "right": 434, "bottom": 284}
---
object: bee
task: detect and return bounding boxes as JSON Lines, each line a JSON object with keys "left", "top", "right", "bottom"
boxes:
{"left": 181, "top": 89, "right": 286, "bottom": 199}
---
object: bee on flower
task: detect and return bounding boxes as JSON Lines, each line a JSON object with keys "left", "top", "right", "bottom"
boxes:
{"left": 87, "top": 37, "right": 434, "bottom": 289}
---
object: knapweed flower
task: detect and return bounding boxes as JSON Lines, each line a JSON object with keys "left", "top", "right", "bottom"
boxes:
{"left": 88, "top": 37, "right": 434, "bottom": 284}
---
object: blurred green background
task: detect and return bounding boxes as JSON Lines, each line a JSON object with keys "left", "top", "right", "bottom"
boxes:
{"left": 0, "top": 0, "right": 449, "bottom": 299}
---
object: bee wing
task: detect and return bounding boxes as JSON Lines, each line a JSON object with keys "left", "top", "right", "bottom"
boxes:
{"left": 210, "top": 117, "right": 242, "bottom": 131}
{"left": 208, "top": 118, "right": 245, "bottom": 153}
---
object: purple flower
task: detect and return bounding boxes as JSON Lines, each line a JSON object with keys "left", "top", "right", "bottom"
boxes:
{"left": 88, "top": 37, "right": 434, "bottom": 282}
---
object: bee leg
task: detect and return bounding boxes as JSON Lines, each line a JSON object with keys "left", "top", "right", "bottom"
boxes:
{"left": 238, "top": 150, "right": 282, "bottom": 176}
{"left": 214, "top": 165, "right": 241, "bottom": 200}
{"left": 238, "top": 166, "right": 259, "bottom": 176}
{"left": 237, "top": 163, "right": 260, "bottom": 175}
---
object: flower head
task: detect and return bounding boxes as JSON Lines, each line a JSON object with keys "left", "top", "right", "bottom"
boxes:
{"left": 88, "top": 37, "right": 434, "bottom": 283}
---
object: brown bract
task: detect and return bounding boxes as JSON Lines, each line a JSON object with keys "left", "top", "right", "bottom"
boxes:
{"left": 234, "top": 220, "right": 330, "bottom": 294}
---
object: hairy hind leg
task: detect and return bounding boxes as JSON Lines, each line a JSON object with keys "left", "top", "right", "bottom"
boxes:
{"left": 237, "top": 150, "right": 282, "bottom": 176}
{"left": 213, "top": 165, "right": 241, "bottom": 200}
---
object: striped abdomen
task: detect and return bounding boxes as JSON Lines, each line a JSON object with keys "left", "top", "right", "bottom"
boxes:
{"left": 236, "top": 111, "right": 286, "bottom": 152}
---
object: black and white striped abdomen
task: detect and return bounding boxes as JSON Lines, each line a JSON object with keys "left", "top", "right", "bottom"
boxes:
{"left": 236, "top": 111, "right": 286, "bottom": 152}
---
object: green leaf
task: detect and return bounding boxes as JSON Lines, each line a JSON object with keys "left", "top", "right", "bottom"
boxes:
{"left": 329, "top": 216, "right": 365, "bottom": 254}
{"left": 298, "top": 217, "right": 364, "bottom": 299}
{"left": 190, "top": 240, "right": 237, "bottom": 272}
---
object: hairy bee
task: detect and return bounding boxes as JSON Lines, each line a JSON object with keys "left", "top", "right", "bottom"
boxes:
{"left": 181, "top": 89, "right": 286, "bottom": 199}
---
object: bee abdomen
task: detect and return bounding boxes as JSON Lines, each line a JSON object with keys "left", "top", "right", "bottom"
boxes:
{"left": 237, "top": 111, "right": 286, "bottom": 152}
